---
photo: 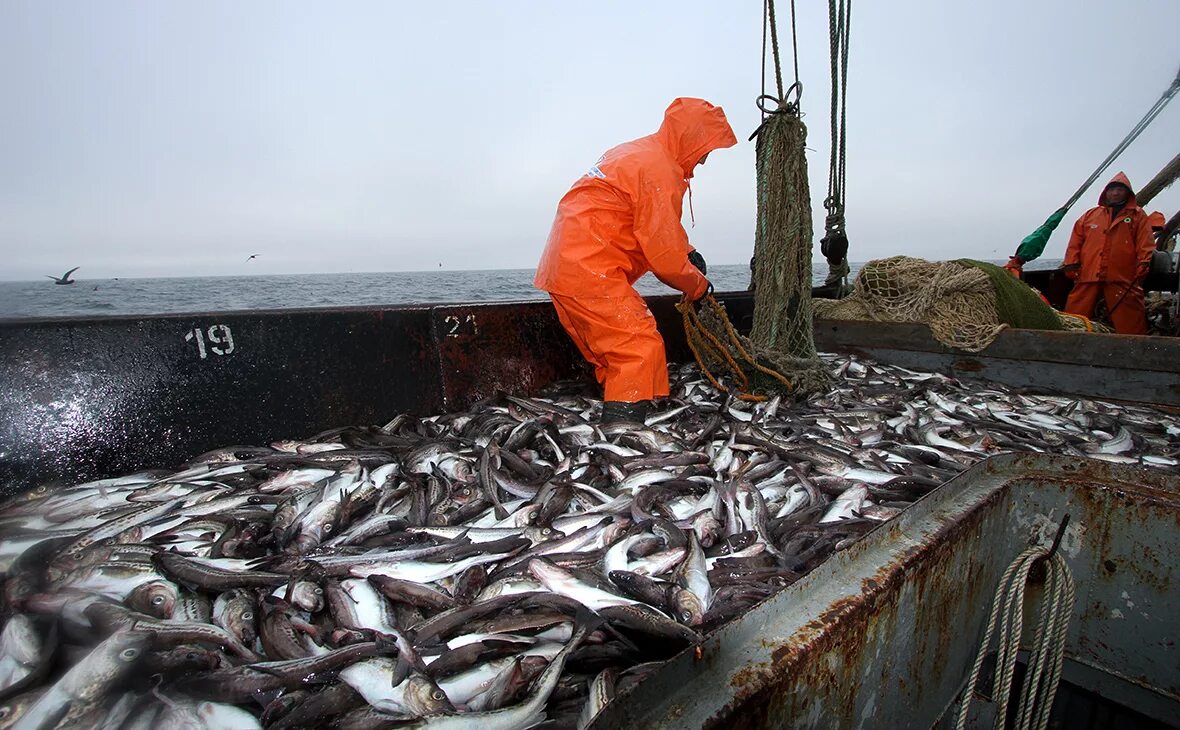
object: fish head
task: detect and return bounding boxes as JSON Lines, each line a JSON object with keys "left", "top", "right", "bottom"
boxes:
{"left": 127, "top": 580, "right": 178, "bottom": 619}
{"left": 672, "top": 588, "right": 705, "bottom": 626}
{"left": 230, "top": 598, "right": 258, "bottom": 646}
{"left": 523, "top": 526, "right": 557, "bottom": 544}
{"left": 289, "top": 581, "right": 326, "bottom": 613}
{"left": 403, "top": 673, "right": 456, "bottom": 716}
{"left": 86, "top": 629, "right": 154, "bottom": 693}
{"left": 691, "top": 513, "right": 723, "bottom": 548}
{"left": 450, "top": 481, "right": 479, "bottom": 506}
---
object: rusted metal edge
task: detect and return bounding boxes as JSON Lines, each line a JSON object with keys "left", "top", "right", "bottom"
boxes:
{"left": 590, "top": 453, "right": 1180, "bottom": 730}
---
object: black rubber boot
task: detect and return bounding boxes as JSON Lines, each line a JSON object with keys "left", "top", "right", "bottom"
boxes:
{"left": 600, "top": 400, "right": 650, "bottom": 424}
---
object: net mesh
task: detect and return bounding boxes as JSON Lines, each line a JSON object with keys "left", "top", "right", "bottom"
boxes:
{"left": 812, "top": 256, "right": 1109, "bottom": 351}
{"left": 744, "top": 109, "right": 829, "bottom": 395}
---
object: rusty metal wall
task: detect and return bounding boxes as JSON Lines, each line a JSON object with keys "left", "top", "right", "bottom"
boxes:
{"left": 591, "top": 454, "right": 1180, "bottom": 729}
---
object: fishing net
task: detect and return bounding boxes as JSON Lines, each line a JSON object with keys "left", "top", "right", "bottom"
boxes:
{"left": 680, "top": 107, "right": 828, "bottom": 400}
{"left": 812, "top": 256, "right": 1103, "bottom": 352}
{"left": 743, "top": 109, "right": 829, "bottom": 395}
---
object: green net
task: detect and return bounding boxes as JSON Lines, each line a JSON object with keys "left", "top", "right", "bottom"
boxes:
{"left": 956, "top": 259, "right": 1064, "bottom": 331}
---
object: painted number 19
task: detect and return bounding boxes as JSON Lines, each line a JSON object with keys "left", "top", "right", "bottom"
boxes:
{"left": 185, "top": 324, "right": 235, "bottom": 359}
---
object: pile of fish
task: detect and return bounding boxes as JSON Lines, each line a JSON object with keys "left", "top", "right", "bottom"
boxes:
{"left": 0, "top": 353, "right": 1177, "bottom": 729}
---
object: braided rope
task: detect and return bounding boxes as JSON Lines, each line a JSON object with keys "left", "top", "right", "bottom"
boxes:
{"left": 955, "top": 546, "right": 1076, "bottom": 730}
{"left": 678, "top": 295, "right": 795, "bottom": 402}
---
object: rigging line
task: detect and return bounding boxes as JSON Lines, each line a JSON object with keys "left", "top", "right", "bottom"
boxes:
{"left": 826, "top": 0, "right": 851, "bottom": 213}
{"left": 766, "top": 0, "right": 785, "bottom": 101}
{"left": 761, "top": 0, "right": 768, "bottom": 120}
{"left": 1062, "top": 67, "right": 1180, "bottom": 211}
{"left": 789, "top": 0, "right": 800, "bottom": 90}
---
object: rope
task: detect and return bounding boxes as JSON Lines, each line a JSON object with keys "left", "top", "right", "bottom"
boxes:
{"left": 1056, "top": 311, "right": 1094, "bottom": 332}
{"left": 821, "top": 0, "right": 853, "bottom": 293}
{"left": 955, "top": 541, "right": 1076, "bottom": 730}
{"left": 764, "top": 0, "right": 785, "bottom": 103}
{"left": 760, "top": 0, "right": 802, "bottom": 118}
{"left": 745, "top": 1, "right": 829, "bottom": 398}
{"left": 1062, "top": 65, "right": 1180, "bottom": 211}
{"left": 678, "top": 294, "right": 794, "bottom": 402}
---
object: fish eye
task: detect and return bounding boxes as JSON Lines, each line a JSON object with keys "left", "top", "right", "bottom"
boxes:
{"left": 314, "top": 587, "right": 324, "bottom": 595}
{"left": 120, "top": 648, "right": 140, "bottom": 661}
{"left": 322, "top": 524, "right": 333, "bottom": 533}
{"left": 248, "top": 496, "right": 262, "bottom": 504}
{"left": 185, "top": 652, "right": 198, "bottom": 660}
{"left": 0, "top": 707, "right": 10, "bottom": 719}
{"left": 151, "top": 596, "right": 166, "bottom": 605}
{"left": 241, "top": 612, "right": 253, "bottom": 621}
{"left": 32, "top": 486, "right": 47, "bottom": 495}
{"left": 432, "top": 690, "right": 446, "bottom": 701}
{"left": 681, "top": 610, "right": 693, "bottom": 621}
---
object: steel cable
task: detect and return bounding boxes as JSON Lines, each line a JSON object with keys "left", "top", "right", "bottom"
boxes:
{"left": 1062, "top": 65, "right": 1180, "bottom": 211}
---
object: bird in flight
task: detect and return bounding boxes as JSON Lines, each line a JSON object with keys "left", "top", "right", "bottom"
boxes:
{"left": 246, "top": 254, "right": 260, "bottom": 262}
{"left": 46, "top": 267, "right": 80, "bottom": 285}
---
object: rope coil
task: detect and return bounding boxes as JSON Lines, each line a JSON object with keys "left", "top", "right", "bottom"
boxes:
{"left": 677, "top": 294, "right": 793, "bottom": 402}
{"left": 955, "top": 534, "right": 1077, "bottom": 730}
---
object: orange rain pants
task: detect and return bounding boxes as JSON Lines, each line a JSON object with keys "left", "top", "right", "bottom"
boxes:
{"left": 1064, "top": 282, "right": 1147, "bottom": 335}
{"left": 1061, "top": 173, "right": 1156, "bottom": 335}
{"left": 534, "top": 98, "right": 737, "bottom": 402}
{"left": 550, "top": 292, "right": 668, "bottom": 402}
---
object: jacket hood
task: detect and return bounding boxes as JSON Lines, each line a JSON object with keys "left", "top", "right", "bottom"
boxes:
{"left": 1100, "top": 171, "right": 1138, "bottom": 207}
{"left": 655, "top": 98, "right": 738, "bottom": 179}
{"left": 1147, "top": 211, "right": 1166, "bottom": 230}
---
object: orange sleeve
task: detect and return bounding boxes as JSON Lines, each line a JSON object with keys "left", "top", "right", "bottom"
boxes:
{"left": 632, "top": 170, "right": 708, "bottom": 299}
{"left": 1134, "top": 213, "right": 1157, "bottom": 265}
{"left": 1062, "top": 215, "right": 1085, "bottom": 268}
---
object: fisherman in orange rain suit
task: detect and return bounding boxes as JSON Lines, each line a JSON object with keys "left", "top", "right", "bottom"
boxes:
{"left": 1062, "top": 172, "right": 1157, "bottom": 335}
{"left": 534, "top": 98, "right": 738, "bottom": 423}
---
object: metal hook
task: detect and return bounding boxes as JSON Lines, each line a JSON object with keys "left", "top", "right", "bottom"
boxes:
{"left": 1038, "top": 514, "right": 1071, "bottom": 563}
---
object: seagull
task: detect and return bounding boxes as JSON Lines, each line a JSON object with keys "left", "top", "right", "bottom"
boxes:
{"left": 246, "top": 254, "right": 260, "bottom": 262}
{"left": 46, "top": 267, "right": 80, "bottom": 285}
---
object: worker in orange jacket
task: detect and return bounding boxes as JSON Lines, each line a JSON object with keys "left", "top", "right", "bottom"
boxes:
{"left": 534, "top": 98, "right": 738, "bottom": 423}
{"left": 1062, "top": 172, "right": 1156, "bottom": 335}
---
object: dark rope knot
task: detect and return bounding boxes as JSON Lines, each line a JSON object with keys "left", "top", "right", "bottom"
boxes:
{"left": 749, "top": 85, "right": 803, "bottom": 140}
{"left": 821, "top": 209, "right": 849, "bottom": 265}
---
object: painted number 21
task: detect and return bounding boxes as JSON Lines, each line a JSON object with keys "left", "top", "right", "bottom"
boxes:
{"left": 185, "top": 324, "right": 235, "bottom": 359}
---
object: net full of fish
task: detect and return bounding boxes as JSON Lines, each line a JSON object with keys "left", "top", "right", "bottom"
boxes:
{"left": 0, "top": 353, "right": 1177, "bottom": 729}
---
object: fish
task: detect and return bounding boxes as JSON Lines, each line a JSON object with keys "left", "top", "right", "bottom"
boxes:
{"left": 0, "top": 352, "right": 1173, "bottom": 727}
{"left": 12, "top": 628, "right": 151, "bottom": 730}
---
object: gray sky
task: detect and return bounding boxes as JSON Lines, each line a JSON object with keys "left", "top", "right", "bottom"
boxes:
{"left": 1, "top": 0, "right": 1177, "bottom": 281}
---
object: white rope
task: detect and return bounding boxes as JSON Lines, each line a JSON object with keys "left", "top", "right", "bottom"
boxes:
{"left": 955, "top": 545, "right": 1076, "bottom": 730}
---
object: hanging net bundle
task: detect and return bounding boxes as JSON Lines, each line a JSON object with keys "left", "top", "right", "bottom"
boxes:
{"left": 677, "top": 104, "right": 829, "bottom": 399}
{"left": 746, "top": 107, "right": 830, "bottom": 394}
{"left": 812, "top": 256, "right": 1110, "bottom": 352}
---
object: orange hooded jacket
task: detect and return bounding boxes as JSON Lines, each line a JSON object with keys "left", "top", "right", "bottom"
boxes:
{"left": 1062, "top": 172, "right": 1156, "bottom": 284}
{"left": 534, "top": 98, "right": 738, "bottom": 300}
